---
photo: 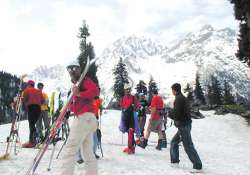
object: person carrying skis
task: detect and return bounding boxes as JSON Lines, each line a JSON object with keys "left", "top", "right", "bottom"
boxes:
{"left": 36, "top": 82, "right": 50, "bottom": 142}
{"left": 137, "top": 88, "right": 164, "bottom": 150}
{"left": 119, "top": 83, "right": 140, "bottom": 154}
{"left": 22, "top": 80, "right": 44, "bottom": 148}
{"left": 59, "top": 61, "right": 99, "bottom": 175}
{"left": 168, "top": 83, "right": 202, "bottom": 171}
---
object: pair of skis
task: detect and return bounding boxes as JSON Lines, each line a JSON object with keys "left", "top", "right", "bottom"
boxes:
{"left": 26, "top": 57, "right": 96, "bottom": 175}
{"left": 0, "top": 74, "right": 27, "bottom": 160}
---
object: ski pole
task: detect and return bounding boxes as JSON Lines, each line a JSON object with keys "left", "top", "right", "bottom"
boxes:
{"left": 55, "top": 137, "right": 67, "bottom": 159}
{"left": 47, "top": 142, "right": 56, "bottom": 171}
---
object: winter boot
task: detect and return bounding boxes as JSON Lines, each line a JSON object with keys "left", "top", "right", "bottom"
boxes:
{"left": 123, "top": 147, "right": 129, "bottom": 153}
{"left": 127, "top": 146, "right": 135, "bottom": 154}
{"left": 155, "top": 139, "right": 162, "bottom": 150}
{"left": 137, "top": 138, "right": 148, "bottom": 149}
{"left": 127, "top": 128, "right": 135, "bottom": 154}
{"left": 22, "top": 141, "right": 35, "bottom": 148}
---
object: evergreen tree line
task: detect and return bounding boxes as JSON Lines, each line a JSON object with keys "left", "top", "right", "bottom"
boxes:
{"left": 230, "top": 0, "right": 250, "bottom": 67}
{"left": 113, "top": 59, "right": 236, "bottom": 107}
{"left": 0, "top": 71, "right": 22, "bottom": 124}
{"left": 186, "top": 74, "right": 235, "bottom": 106}
{"left": 112, "top": 57, "right": 160, "bottom": 104}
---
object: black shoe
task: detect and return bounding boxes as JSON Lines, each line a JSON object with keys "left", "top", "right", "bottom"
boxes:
{"left": 95, "top": 154, "right": 100, "bottom": 159}
{"left": 193, "top": 164, "right": 202, "bottom": 170}
{"left": 77, "top": 159, "right": 84, "bottom": 164}
{"left": 137, "top": 139, "right": 148, "bottom": 149}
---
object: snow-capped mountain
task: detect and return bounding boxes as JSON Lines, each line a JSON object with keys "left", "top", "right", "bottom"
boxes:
{"left": 163, "top": 24, "right": 250, "bottom": 101}
{"left": 97, "top": 25, "right": 250, "bottom": 105}
{"left": 28, "top": 25, "right": 250, "bottom": 106}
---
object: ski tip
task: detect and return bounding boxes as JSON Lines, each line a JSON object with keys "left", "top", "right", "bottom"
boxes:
{"left": 0, "top": 153, "right": 10, "bottom": 161}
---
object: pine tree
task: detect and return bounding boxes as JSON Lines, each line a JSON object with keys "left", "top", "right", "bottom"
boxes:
{"left": 194, "top": 73, "right": 206, "bottom": 105}
{"left": 113, "top": 57, "right": 129, "bottom": 101}
{"left": 230, "top": 0, "right": 250, "bottom": 67}
{"left": 184, "top": 83, "right": 194, "bottom": 105}
{"left": 148, "top": 76, "right": 158, "bottom": 104}
{"left": 223, "top": 81, "right": 235, "bottom": 105}
{"left": 77, "top": 20, "right": 99, "bottom": 86}
{"left": 135, "top": 80, "right": 147, "bottom": 95}
{"left": 207, "top": 75, "right": 223, "bottom": 105}
{"left": 0, "top": 71, "right": 21, "bottom": 124}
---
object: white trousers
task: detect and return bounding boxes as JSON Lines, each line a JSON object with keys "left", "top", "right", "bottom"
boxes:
{"left": 59, "top": 112, "right": 98, "bottom": 175}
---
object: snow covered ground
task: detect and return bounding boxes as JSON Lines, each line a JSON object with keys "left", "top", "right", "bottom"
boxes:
{"left": 1, "top": 110, "right": 250, "bottom": 175}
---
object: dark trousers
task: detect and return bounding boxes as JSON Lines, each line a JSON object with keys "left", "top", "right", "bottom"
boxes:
{"left": 123, "top": 108, "right": 135, "bottom": 147}
{"left": 123, "top": 108, "right": 135, "bottom": 130}
{"left": 138, "top": 115, "right": 146, "bottom": 136}
{"left": 27, "top": 104, "right": 41, "bottom": 143}
{"left": 170, "top": 123, "right": 202, "bottom": 169}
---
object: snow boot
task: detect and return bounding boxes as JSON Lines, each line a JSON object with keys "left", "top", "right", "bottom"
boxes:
{"left": 125, "top": 128, "right": 135, "bottom": 154}
{"left": 22, "top": 141, "right": 35, "bottom": 148}
{"left": 137, "top": 138, "right": 148, "bottom": 149}
{"left": 127, "top": 146, "right": 135, "bottom": 154}
{"left": 155, "top": 139, "right": 162, "bottom": 150}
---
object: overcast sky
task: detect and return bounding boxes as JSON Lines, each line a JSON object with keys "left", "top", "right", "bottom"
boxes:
{"left": 0, "top": 0, "right": 238, "bottom": 75}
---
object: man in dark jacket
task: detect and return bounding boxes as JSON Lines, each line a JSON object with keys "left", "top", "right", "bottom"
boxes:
{"left": 169, "top": 83, "right": 202, "bottom": 171}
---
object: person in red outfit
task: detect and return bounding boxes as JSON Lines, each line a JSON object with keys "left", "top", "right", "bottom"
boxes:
{"left": 120, "top": 83, "right": 140, "bottom": 154}
{"left": 59, "top": 61, "right": 99, "bottom": 175}
{"left": 22, "top": 80, "right": 44, "bottom": 148}
{"left": 138, "top": 89, "right": 164, "bottom": 150}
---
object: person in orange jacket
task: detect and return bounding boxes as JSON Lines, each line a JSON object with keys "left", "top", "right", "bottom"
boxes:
{"left": 22, "top": 80, "right": 44, "bottom": 148}
{"left": 138, "top": 89, "right": 164, "bottom": 150}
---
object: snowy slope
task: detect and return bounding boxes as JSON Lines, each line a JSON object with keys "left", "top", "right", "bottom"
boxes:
{"left": 1, "top": 110, "right": 250, "bottom": 175}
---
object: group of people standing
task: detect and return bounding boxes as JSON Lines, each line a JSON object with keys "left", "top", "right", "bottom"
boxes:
{"left": 21, "top": 80, "right": 50, "bottom": 148}
{"left": 119, "top": 81, "right": 203, "bottom": 172}
{"left": 14, "top": 60, "right": 203, "bottom": 175}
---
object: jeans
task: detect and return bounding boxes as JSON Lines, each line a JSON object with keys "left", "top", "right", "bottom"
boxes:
{"left": 170, "top": 123, "right": 202, "bottom": 169}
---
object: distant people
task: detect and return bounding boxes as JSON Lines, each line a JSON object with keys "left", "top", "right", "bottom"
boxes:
{"left": 138, "top": 89, "right": 164, "bottom": 150}
{"left": 36, "top": 82, "right": 50, "bottom": 142}
{"left": 169, "top": 83, "right": 202, "bottom": 172}
{"left": 119, "top": 83, "right": 140, "bottom": 154}
{"left": 22, "top": 80, "right": 44, "bottom": 148}
{"left": 59, "top": 61, "right": 99, "bottom": 175}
